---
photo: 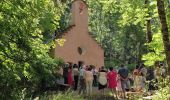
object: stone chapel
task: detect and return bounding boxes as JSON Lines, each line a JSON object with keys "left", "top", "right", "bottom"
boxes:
{"left": 53, "top": 0, "right": 104, "bottom": 68}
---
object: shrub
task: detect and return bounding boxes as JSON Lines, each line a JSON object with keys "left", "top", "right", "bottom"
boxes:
{"left": 152, "top": 77, "right": 170, "bottom": 100}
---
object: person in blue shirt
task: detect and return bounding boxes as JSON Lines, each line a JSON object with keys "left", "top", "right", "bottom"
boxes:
{"left": 118, "top": 64, "right": 130, "bottom": 99}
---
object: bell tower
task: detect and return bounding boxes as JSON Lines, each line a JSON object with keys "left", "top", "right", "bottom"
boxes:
{"left": 71, "top": 0, "right": 88, "bottom": 31}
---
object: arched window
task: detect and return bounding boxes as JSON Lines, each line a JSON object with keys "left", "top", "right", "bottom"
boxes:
{"left": 77, "top": 47, "right": 86, "bottom": 55}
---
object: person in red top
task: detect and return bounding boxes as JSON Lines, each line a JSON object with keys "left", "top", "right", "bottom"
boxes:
{"left": 107, "top": 67, "right": 118, "bottom": 99}
{"left": 68, "top": 63, "right": 73, "bottom": 87}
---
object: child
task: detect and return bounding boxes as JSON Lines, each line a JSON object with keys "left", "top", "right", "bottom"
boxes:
{"left": 116, "top": 75, "right": 123, "bottom": 98}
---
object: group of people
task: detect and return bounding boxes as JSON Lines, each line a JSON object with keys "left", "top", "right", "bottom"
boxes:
{"left": 62, "top": 62, "right": 99, "bottom": 94}
{"left": 61, "top": 62, "right": 166, "bottom": 99}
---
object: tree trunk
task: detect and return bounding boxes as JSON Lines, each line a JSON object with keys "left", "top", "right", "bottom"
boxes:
{"left": 157, "top": 0, "right": 170, "bottom": 76}
{"left": 145, "top": 0, "right": 152, "bottom": 43}
{"left": 146, "top": 20, "right": 152, "bottom": 42}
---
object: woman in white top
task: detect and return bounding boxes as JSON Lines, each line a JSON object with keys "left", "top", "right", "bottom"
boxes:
{"left": 98, "top": 66, "right": 107, "bottom": 95}
{"left": 134, "top": 72, "right": 146, "bottom": 92}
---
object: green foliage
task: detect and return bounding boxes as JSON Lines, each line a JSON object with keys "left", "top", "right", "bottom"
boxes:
{"left": 0, "top": 0, "right": 169, "bottom": 99}
{"left": 98, "top": 0, "right": 168, "bottom": 67}
{"left": 0, "top": 0, "right": 65, "bottom": 99}
{"left": 165, "top": 0, "right": 170, "bottom": 30}
{"left": 86, "top": 0, "right": 147, "bottom": 66}
{"left": 39, "top": 91, "right": 84, "bottom": 100}
{"left": 142, "top": 33, "right": 165, "bottom": 66}
{"left": 153, "top": 86, "right": 170, "bottom": 100}
{"left": 56, "top": 0, "right": 72, "bottom": 34}
{"left": 153, "top": 77, "right": 170, "bottom": 100}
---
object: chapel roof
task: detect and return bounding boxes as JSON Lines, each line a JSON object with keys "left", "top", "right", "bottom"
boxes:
{"left": 55, "top": 25, "right": 103, "bottom": 50}
{"left": 72, "top": 0, "right": 88, "bottom": 7}
{"left": 55, "top": 25, "right": 75, "bottom": 38}
{"left": 54, "top": 0, "right": 103, "bottom": 49}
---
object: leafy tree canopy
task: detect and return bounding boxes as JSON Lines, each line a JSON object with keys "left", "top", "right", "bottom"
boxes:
{"left": 0, "top": 0, "right": 65, "bottom": 99}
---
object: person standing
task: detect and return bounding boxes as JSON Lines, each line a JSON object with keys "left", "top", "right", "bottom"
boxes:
{"left": 154, "top": 63, "right": 161, "bottom": 90}
{"left": 92, "top": 66, "right": 98, "bottom": 87}
{"left": 134, "top": 72, "right": 145, "bottom": 92}
{"left": 139, "top": 64, "right": 147, "bottom": 77}
{"left": 140, "top": 73, "right": 146, "bottom": 91}
{"left": 78, "top": 64, "right": 86, "bottom": 94}
{"left": 133, "top": 65, "right": 140, "bottom": 91}
{"left": 84, "top": 66, "right": 94, "bottom": 95}
{"left": 73, "top": 64, "right": 79, "bottom": 90}
{"left": 133, "top": 65, "right": 140, "bottom": 76}
{"left": 118, "top": 64, "right": 129, "bottom": 99}
{"left": 107, "top": 67, "right": 118, "bottom": 99}
{"left": 98, "top": 66, "right": 107, "bottom": 95}
{"left": 63, "top": 63, "right": 69, "bottom": 84}
{"left": 146, "top": 67, "right": 156, "bottom": 94}
{"left": 68, "top": 63, "right": 73, "bottom": 87}
{"left": 117, "top": 74, "right": 123, "bottom": 98}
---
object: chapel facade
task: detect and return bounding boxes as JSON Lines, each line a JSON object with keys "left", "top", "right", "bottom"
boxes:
{"left": 53, "top": 0, "right": 104, "bottom": 68}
